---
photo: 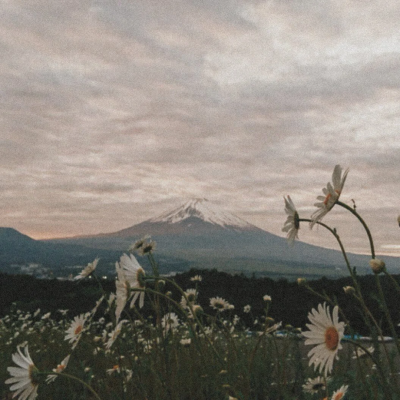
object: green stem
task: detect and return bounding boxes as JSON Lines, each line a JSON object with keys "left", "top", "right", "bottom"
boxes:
{"left": 336, "top": 200, "right": 375, "bottom": 258}
{"left": 42, "top": 371, "right": 103, "bottom": 400}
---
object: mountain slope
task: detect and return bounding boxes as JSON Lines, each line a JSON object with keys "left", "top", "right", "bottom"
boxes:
{"left": 0, "top": 227, "right": 120, "bottom": 269}
{"left": 48, "top": 198, "right": 398, "bottom": 278}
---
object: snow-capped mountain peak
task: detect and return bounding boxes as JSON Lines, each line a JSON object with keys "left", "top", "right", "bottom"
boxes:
{"left": 149, "top": 198, "right": 254, "bottom": 230}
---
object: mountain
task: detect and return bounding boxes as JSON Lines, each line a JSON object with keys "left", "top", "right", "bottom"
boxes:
{"left": 0, "top": 227, "right": 120, "bottom": 276}
{"left": 47, "top": 199, "right": 399, "bottom": 279}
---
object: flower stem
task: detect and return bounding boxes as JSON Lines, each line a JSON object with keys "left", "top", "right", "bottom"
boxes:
{"left": 336, "top": 200, "right": 375, "bottom": 258}
{"left": 42, "top": 371, "right": 103, "bottom": 400}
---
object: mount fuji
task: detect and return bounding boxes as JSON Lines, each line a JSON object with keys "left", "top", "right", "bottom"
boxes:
{"left": 48, "top": 198, "right": 390, "bottom": 279}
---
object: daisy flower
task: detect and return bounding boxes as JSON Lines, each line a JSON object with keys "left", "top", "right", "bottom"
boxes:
{"left": 128, "top": 235, "right": 151, "bottom": 254}
{"left": 243, "top": 305, "right": 251, "bottom": 313}
{"left": 46, "top": 355, "right": 71, "bottom": 383}
{"left": 303, "top": 303, "right": 345, "bottom": 376}
{"left": 310, "top": 165, "right": 349, "bottom": 228}
{"left": 190, "top": 275, "right": 202, "bottom": 282}
{"left": 210, "top": 297, "right": 231, "bottom": 311}
{"left": 65, "top": 314, "right": 86, "bottom": 349}
{"left": 352, "top": 345, "right": 374, "bottom": 359}
{"left": 74, "top": 258, "right": 99, "bottom": 280}
{"left": 369, "top": 258, "right": 385, "bottom": 274}
{"left": 282, "top": 195, "right": 300, "bottom": 244}
{"left": 106, "top": 320, "right": 126, "bottom": 350}
{"left": 118, "top": 253, "right": 146, "bottom": 308}
{"left": 161, "top": 312, "right": 180, "bottom": 332}
{"left": 302, "top": 376, "right": 329, "bottom": 394}
{"left": 180, "top": 288, "right": 197, "bottom": 308}
{"left": 139, "top": 239, "right": 156, "bottom": 255}
{"left": 128, "top": 236, "right": 156, "bottom": 256}
{"left": 115, "top": 261, "right": 129, "bottom": 322}
{"left": 331, "top": 384, "right": 348, "bottom": 400}
{"left": 6, "top": 345, "right": 39, "bottom": 400}
{"left": 106, "top": 365, "right": 120, "bottom": 375}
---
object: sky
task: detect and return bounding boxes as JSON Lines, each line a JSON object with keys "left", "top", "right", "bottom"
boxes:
{"left": 1, "top": 0, "right": 399, "bottom": 257}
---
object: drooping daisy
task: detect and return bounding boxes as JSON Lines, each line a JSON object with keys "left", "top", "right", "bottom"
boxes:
{"left": 282, "top": 195, "right": 300, "bottom": 244}
{"left": 310, "top": 165, "right": 349, "bottom": 228}
{"left": 331, "top": 384, "right": 348, "bottom": 400}
{"left": 302, "top": 376, "right": 329, "bottom": 394}
{"left": 46, "top": 355, "right": 71, "bottom": 383}
{"left": 106, "top": 320, "right": 126, "bottom": 350}
{"left": 6, "top": 345, "right": 39, "bottom": 400}
{"left": 74, "top": 258, "right": 100, "bottom": 280}
{"left": 161, "top": 312, "right": 180, "bottom": 332}
{"left": 352, "top": 345, "right": 374, "bottom": 359}
{"left": 115, "top": 262, "right": 129, "bottom": 322}
{"left": 369, "top": 258, "right": 386, "bottom": 274}
{"left": 118, "top": 253, "right": 146, "bottom": 309}
{"left": 303, "top": 303, "right": 345, "bottom": 376}
{"left": 210, "top": 297, "right": 231, "bottom": 311}
{"left": 65, "top": 314, "right": 86, "bottom": 349}
{"left": 106, "top": 364, "right": 120, "bottom": 375}
{"left": 139, "top": 239, "right": 156, "bottom": 256}
{"left": 128, "top": 235, "right": 151, "bottom": 254}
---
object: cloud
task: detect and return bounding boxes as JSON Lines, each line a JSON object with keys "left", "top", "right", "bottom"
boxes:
{"left": 0, "top": 1, "right": 398, "bottom": 255}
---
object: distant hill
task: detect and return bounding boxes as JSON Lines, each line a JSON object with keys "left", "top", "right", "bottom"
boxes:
{"left": 46, "top": 199, "right": 400, "bottom": 279}
{"left": 0, "top": 227, "right": 121, "bottom": 276}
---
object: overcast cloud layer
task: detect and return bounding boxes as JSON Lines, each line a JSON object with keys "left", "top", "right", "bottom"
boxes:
{"left": 1, "top": 0, "right": 399, "bottom": 256}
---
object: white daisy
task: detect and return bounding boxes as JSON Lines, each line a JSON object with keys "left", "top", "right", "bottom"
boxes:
{"left": 106, "top": 364, "right": 120, "bottom": 375}
{"left": 210, "top": 297, "right": 231, "bottom": 311}
{"left": 302, "top": 376, "right": 330, "bottom": 394}
{"left": 106, "top": 320, "right": 126, "bottom": 350}
{"left": 352, "top": 345, "right": 374, "bottom": 359}
{"left": 310, "top": 165, "right": 349, "bottom": 228}
{"left": 115, "top": 261, "right": 129, "bottom": 322}
{"left": 180, "top": 288, "right": 197, "bottom": 308}
{"left": 331, "top": 384, "right": 348, "bottom": 400}
{"left": 65, "top": 314, "right": 86, "bottom": 349}
{"left": 303, "top": 303, "right": 345, "bottom": 376}
{"left": 6, "top": 345, "right": 39, "bottom": 400}
{"left": 138, "top": 239, "right": 156, "bottom": 256}
{"left": 243, "top": 305, "right": 251, "bottom": 313}
{"left": 161, "top": 312, "right": 180, "bottom": 332}
{"left": 46, "top": 355, "right": 71, "bottom": 383}
{"left": 118, "top": 253, "right": 146, "bottom": 309}
{"left": 282, "top": 195, "right": 300, "bottom": 244}
{"left": 74, "top": 258, "right": 99, "bottom": 280}
{"left": 190, "top": 275, "right": 202, "bottom": 282}
{"left": 128, "top": 235, "right": 151, "bottom": 254}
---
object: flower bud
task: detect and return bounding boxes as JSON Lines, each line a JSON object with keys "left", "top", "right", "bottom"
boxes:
{"left": 343, "top": 286, "right": 356, "bottom": 295}
{"left": 369, "top": 258, "right": 386, "bottom": 274}
{"left": 297, "top": 278, "right": 307, "bottom": 286}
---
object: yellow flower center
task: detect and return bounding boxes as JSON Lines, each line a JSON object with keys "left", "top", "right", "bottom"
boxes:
{"left": 325, "top": 326, "right": 339, "bottom": 351}
{"left": 74, "top": 325, "right": 83, "bottom": 335}
{"left": 136, "top": 268, "right": 146, "bottom": 288}
{"left": 56, "top": 364, "right": 66, "bottom": 373}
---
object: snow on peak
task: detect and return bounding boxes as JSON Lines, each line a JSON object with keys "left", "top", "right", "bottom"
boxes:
{"left": 150, "top": 198, "right": 253, "bottom": 229}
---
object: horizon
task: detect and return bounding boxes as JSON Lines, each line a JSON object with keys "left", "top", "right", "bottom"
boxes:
{"left": 1, "top": 2, "right": 400, "bottom": 257}
{"left": 3, "top": 196, "right": 398, "bottom": 259}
